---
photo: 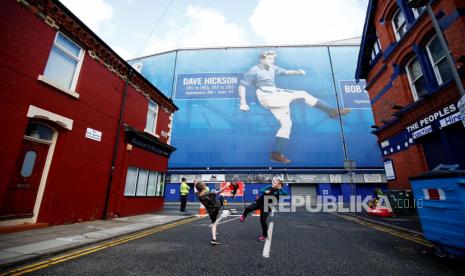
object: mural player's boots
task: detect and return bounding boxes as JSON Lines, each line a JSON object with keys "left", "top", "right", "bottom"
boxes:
{"left": 270, "top": 151, "right": 290, "bottom": 163}
{"left": 330, "top": 108, "right": 352, "bottom": 118}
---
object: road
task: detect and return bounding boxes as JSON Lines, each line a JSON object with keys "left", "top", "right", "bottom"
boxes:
{"left": 17, "top": 208, "right": 465, "bottom": 275}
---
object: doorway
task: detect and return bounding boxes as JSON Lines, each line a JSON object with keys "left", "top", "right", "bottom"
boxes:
{"left": 0, "top": 122, "right": 55, "bottom": 219}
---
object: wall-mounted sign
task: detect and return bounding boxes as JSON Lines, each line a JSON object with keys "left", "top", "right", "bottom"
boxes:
{"left": 294, "top": 174, "right": 329, "bottom": 183}
{"left": 85, "top": 128, "right": 102, "bottom": 141}
{"left": 201, "top": 174, "right": 225, "bottom": 182}
{"left": 175, "top": 73, "right": 243, "bottom": 100}
{"left": 381, "top": 103, "right": 461, "bottom": 157}
{"left": 363, "top": 174, "right": 383, "bottom": 183}
{"left": 458, "top": 95, "right": 465, "bottom": 127}
{"left": 439, "top": 112, "right": 461, "bottom": 128}
{"left": 339, "top": 80, "right": 371, "bottom": 109}
{"left": 172, "top": 175, "right": 198, "bottom": 183}
{"left": 329, "top": 174, "right": 342, "bottom": 183}
{"left": 412, "top": 125, "right": 433, "bottom": 139}
{"left": 406, "top": 104, "right": 457, "bottom": 133}
{"left": 384, "top": 160, "right": 395, "bottom": 180}
{"left": 380, "top": 140, "right": 389, "bottom": 148}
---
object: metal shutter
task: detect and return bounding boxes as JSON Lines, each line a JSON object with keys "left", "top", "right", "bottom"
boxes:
{"left": 291, "top": 184, "right": 317, "bottom": 205}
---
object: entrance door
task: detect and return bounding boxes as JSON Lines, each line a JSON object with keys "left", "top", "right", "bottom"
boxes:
{"left": 1, "top": 139, "right": 49, "bottom": 218}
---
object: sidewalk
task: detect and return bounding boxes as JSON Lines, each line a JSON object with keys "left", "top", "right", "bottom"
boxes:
{"left": 0, "top": 207, "right": 195, "bottom": 271}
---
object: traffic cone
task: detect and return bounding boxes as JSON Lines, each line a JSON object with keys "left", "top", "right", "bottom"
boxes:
{"left": 252, "top": 195, "right": 261, "bottom": 216}
{"left": 198, "top": 203, "right": 207, "bottom": 216}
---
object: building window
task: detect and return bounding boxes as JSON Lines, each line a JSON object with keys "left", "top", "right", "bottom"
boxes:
{"left": 25, "top": 123, "right": 53, "bottom": 141}
{"left": 145, "top": 99, "right": 159, "bottom": 134}
{"left": 136, "top": 169, "right": 149, "bottom": 196}
{"left": 370, "top": 38, "right": 381, "bottom": 63}
{"left": 147, "top": 171, "right": 158, "bottom": 196}
{"left": 392, "top": 9, "right": 407, "bottom": 41}
{"left": 406, "top": 57, "right": 428, "bottom": 101}
{"left": 426, "top": 36, "right": 453, "bottom": 85}
{"left": 412, "top": 7, "right": 426, "bottom": 19}
{"left": 124, "top": 167, "right": 165, "bottom": 197}
{"left": 43, "top": 33, "right": 84, "bottom": 91}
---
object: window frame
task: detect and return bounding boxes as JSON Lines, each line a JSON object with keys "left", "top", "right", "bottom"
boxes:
{"left": 425, "top": 35, "right": 451, "bottom": 86}
{"left": 370, "top": 38, "right": 381, "bottom": 63}
{"left": 412, "top": 7, "right": 426, "bottom": 19}
{"left": 43, "top": 32, "right": 85, "bottom": 92}
{"left": 391, "top": 8, "right": 407, "bottom": 41}
{"left": 145, "top": 99, "right": 159, "bottom": 136}
{"left": 123, "top": 166, "right": 165, "bottom": 197}
{"left": 405, "top": 56, "right": 427, "bottom": 101}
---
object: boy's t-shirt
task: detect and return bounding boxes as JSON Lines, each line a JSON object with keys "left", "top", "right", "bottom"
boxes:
{"left": 257, "top": 185, "right": 288, "bottom": 205}
{"left": 197, "top": 191, "right": 222, "bottom": 222}
{"left": 197, "top": 191, "right": 221, "bottom": 210}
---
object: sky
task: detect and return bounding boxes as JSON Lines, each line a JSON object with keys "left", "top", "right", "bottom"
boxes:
{"left": 59, "top": 0, "right": 369, "bottom": 60}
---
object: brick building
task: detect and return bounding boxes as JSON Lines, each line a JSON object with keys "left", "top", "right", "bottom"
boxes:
{"left": 356, "top": 0, "right": 465, "bottom": 189}
{"left": 0, "top": 0, "right": 177, "bottom": 226}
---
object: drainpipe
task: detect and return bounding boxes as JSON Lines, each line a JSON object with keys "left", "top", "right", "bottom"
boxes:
{"left": 102, "top": 69, "right": 134, "bottom": 220}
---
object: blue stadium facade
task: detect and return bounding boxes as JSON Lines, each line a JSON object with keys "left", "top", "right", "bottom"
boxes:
{"left": 130, "top": 40, "right": 387, "bottom": 203}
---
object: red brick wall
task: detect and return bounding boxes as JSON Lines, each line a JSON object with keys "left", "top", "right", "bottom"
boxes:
{"left": 1, "top": 0, "right": 172, "bottom": 224}
{"left": 364, "top": 0, "right": 465, "bottom": 190}
{"left": 109, "top": 145, "right": 168, "bottom": 217}
{"left": 385, "top": 145, "right": 429, "bottom": 190}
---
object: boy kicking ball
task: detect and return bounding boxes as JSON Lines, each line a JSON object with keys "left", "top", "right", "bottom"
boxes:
{"left": 240, "top": 178, "right": 288, "bottom": 241}
{"left": 195, "top": 181, "right": 229, "bottom": 245}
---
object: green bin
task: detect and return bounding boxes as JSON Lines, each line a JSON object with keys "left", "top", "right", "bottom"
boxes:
{"left": 384, "top": 190, "right": 414, "bottom": 215}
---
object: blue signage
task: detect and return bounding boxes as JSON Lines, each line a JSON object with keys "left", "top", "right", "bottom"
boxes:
{"left": 380, "top": 103, "right": 462, "bottom": 157}
{"left": 339, "top": 80, "right": 370, "bottom": 109}
{"left": 175, "top": 73, "right": 243, "bottom": 100}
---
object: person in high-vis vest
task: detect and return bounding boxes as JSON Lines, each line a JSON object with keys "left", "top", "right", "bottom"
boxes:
{"left": 180, "top": 178, "right": 190, "bottom": 212}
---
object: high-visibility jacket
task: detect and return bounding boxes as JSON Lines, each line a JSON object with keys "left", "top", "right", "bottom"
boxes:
{"left": 180, "top": 182, "right": 190, "bottom": 195}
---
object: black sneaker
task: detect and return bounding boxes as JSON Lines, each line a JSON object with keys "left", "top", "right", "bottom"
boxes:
{"left": 210, "top": 239, "right": 221, "bottom": 245}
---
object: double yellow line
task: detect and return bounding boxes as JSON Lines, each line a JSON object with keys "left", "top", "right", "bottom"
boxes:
{"left": 2, "top": 216, "right": 200, "bottom": 276}
{"left": 333, "top": 213, "right": 432, "bottom": 247}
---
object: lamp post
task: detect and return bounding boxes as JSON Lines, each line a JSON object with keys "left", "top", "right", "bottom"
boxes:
{"left": 407, "top": 0, "right": 465, "bottom": 97}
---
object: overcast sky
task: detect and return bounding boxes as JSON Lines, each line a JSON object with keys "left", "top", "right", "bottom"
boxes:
{"left": 59, "top": 0, "right": 369, "bottom": 60}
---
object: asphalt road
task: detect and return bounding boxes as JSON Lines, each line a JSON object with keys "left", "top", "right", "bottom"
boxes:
{"left": 28, "top": 208, "right": 464, "bottom": 275}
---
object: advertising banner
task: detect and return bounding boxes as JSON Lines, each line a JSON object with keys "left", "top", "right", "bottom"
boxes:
{"left": 133, "top": 46, "right": 382, "bottom": 168}
{"left": 220, "top": 181, "right": 244, "bottom": 197}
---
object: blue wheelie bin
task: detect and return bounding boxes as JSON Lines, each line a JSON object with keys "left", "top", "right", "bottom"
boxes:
{"left": 409, "top": 170, "right": 465, "bottom": 257}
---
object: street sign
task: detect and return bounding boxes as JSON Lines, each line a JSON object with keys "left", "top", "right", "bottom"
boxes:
{"left": 458, "top": 95, "right": 465, "bottom": 128}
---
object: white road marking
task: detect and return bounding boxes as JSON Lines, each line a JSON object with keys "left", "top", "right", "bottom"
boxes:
{"left": 262, "top": 209, "right": 275, "bottom": 258}
{"left": 216, "top": 216, "right": 240, "bottom": 225}
{"left": 262, "top": 222, "right": 273, "bottom": 258}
